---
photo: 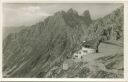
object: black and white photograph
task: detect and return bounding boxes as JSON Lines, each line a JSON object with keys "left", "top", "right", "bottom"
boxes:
{"left": 2, "top": 3, "right": 124, "bottom": 78}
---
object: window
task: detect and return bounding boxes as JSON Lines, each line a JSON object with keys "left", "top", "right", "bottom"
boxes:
{"left": 75, "top": 55, "right": 78, "bottom": 57}
{"left": 81, "top": 56, "right": 83, "bottom": 59}
{"left": 85, "top": 45, "right": 90, "bottom": 48}
{"left": 83, "top": 50, "right": 87, "bottom": 53}
{"left": 78, "top": 51, "right": 81, "bottom": 54}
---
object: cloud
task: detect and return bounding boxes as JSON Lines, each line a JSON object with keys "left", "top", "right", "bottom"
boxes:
{"left": 3, "top": 6, "right": 51, "bottom": 27}
{"left": 21, "top": 6, "right": 40, "bottom": 12}
{"left": 3, "top": 3, "right": 122, "bottom": 27}
{"left": 20, "top": 6, "right": 51, "bottom": 16}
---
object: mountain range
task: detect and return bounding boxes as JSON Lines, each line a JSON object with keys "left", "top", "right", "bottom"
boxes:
{"left": 3, "top": 6, "right": 123, "bottom": 78}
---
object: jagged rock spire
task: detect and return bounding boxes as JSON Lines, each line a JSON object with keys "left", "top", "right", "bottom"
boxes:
{"left": 67, "top": 8, "right": 78, "bottom": 15}
{"left": 54, "top": 10, "right": 66, "bottom": 15}
{"left": 82, "top": 10, "right": 90, "bottom": 17}
{"left": 82, "top": 10, "right": 92, "bottom": 26}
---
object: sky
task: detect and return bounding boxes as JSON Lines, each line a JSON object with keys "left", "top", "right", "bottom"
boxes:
{"left": 3, "top": 3, "right": 123, "bottom": 27}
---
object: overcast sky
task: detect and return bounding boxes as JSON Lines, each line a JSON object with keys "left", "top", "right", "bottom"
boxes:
{"left": 3, "top": 3, "right": 123, "bottom": 27}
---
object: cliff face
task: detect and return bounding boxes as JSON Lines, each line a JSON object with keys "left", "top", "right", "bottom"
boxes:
{"left": 86, "top": 6, "right": 123, "bottom": 41}
{"left": 3, "top": 6, "right": 123, "bottom": 78}
{"left": 3, "top": 8, "right": 91, "bottom": 77}
{"left": 82, "top": 10, "right": 92, "bottom": 26}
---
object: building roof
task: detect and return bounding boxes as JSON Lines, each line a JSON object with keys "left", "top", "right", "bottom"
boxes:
{"left": 81, "top": 38, "right": 100, "bottom": 49}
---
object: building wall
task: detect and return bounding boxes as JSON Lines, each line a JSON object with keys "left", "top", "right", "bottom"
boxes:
{"left": 73, "top": 47, "right": 96, "bottom": 59}
{"left": 81, "top": 47, "right": 96, "bottom": 54}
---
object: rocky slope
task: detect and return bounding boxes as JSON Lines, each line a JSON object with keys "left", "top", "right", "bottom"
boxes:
{"left": 86, "top": 6, "right": 123, "bottom": 41}
{"left": 3, "top": 6, "right": 123, "bottom": 78}
{"left": 3, "top": 26, "right": 27, "bottom": 39}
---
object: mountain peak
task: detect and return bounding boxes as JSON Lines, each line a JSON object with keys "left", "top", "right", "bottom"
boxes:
{"left": 82, "top": 10, "right": 90, "bottom": 17}
{"left": 67, "top": 8, "right": 78, "bottom": 15}
{"left": 82, "top": 10, "right": 92, "bottom": 25}
{"left": 54, "top": 10, "right": 66, "bottom": 15}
